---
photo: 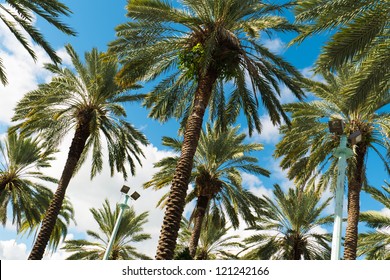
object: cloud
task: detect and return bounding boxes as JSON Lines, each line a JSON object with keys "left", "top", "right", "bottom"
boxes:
{"left": 241, "top": 172, "right": 274, "bottom": 199}
{"left": 262, "top": 38, "right": 286, "bottom": 54}
{"left": 0, "top": 17, "right": 53, "bottom": 126}
{"left": 0, "top": 239, "right": 28, "bottom": 260}
{"left": 39, "top": 138, "right": 176, "bottom": 258}
{"left": 301, "top": 66, "right": 326, "bottom": 83}
{"left": 248, "top": 115, "right": 281, "bottom": 145}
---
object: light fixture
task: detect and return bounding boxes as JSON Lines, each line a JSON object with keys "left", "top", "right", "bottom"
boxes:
{"left": 349, "top": 130, "right": 362, "bottom": 145}
{"left": 130, "top": 191, "right": 140, "bottom": 201}
{"left": 120, "top": 185, "right": 130, "bottom": 194}
{"left": 328, "top": 119, "right": 344, "bottom": 135}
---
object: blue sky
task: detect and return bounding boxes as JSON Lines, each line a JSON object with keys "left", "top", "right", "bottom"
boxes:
{"left": 0, "top": 0, "right": 388, "bottom": 259}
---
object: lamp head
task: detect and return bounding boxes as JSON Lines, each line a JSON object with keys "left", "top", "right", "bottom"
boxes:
{"left": 349, "top": 130, "right": 362, "bottom": 145}
{"left": 120, "top": 185, "right": 130, "bottom": 194}
{"left": 328, "top": 119, "right": 344, "bottom": 135}
{"left": 130, "top": 191, "right": 140, "bottom": 201}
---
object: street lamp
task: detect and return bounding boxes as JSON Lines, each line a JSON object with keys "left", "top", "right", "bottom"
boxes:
{"left": 103, "top": 185, "right": 140, "bottom": 260}
{"left": 329, "top": 119, "right": 353, "bottom": 260}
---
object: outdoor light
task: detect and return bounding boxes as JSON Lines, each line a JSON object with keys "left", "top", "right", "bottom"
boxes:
{"left": 130, "top": 191, "right": 140, "bottom": 201}
{"left": 328, "top": 119, "right": 354, "bottom": 260}
{"left": 103, "top": 185, "right": 141, "bottom": 260}
{"left": 349, "top": 130, "right": 362, "bottom": 145}
{"left": 120, "top": 185, "right": 130, "bottom": 194}
{"left": 328, "top": 119, "right": 344, "bottom": 135}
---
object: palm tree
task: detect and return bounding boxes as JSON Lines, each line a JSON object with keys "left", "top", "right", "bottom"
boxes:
{"left": 18, "top": 197, "right": 76, "bottom": 254}
{"left": 0, "top": 0, "right": 76, "bottom": 85}
{"left": 110, "top": 0, "right": 304, "bottom": 259}
{"left": 12, "top": 44, "right": 149, "bottom": 259}
{"left": 292, "top": 0, "right": 389, "bottom": 105}
{"left": 144, "top": 123, "right": 270, "bottom": 258}
{"left": 274, "top": 68, "right": 390, "bottom": 259}
{"left": 176, "top": 217, "right": 242, "bottom": 260}
{"left": 242, "top": 184, "right": 332, "bottom": 260}
{"left": 0, "top": 130, "right": 57, "bottom": 228}
{"left": 358, "top": 182, "right": 390, "bottom": 260}
{"left": 62, "top": 199, "right": 151, "bottom": 260}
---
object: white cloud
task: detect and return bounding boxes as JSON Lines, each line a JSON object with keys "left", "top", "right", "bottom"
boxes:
{"left": 40, "top": 139, "right": 176, "bottom": 258}
{"left": 0, "top": 17, "right": 53, "bottom": 126}
{"left": 241, "top": 172, "right": 274, "bottom": 199}
{"left": 262, "top": 38, "right": 286, "bottom": 54}
{"left": 301, "top": 66, "right": 325, "bottom": 83}
{"left": 0, "top": 239, "right": 28, "bottom": 260}
{"left": 249, "top": 115, "right": 281, "bottom": 145}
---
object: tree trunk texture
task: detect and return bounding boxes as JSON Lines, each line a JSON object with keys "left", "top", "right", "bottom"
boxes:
{"left": 155, "top": 70, "right": 218, "bottom": 260}
{"left": 343, "top": 144, "right": 367, "bottom": 260}
{"left": 189, "top": 195, "right": 210, "bottom": 258}
{"left": 28, "top": 120, "right": 90, "bottom": 260}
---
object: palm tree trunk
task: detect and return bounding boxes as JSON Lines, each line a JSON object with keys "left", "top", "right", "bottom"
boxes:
{"left": 155, "top": 70, "right": 218, "bottom": 260}
{"left": 343, "top": 144, "right": 366, "bottom": 260}
{"left": 189, "top": 195, "right": 210, "bottom": 258}
{"left": 28, "top": 120, "right": 91, "bottom": 260}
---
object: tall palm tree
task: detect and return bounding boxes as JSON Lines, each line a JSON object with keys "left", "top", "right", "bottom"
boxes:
{"left": 12, "top": 44, "right": 149, "bottom": 259}
{"left": 274, "top": 68, "right": 390, "bottom": 259}
{"left": 358, "top": 182, "right": 390, "bottom": 260}
{"left": 242, "top": 184, "right": 332, "bottom": 260}
{"left": 0, "top": 130, "right": 57, "bottom": 228}
{"left": 62, "top": 199, "right": 151, "bottom": 260}
{"left": 18, "top": 197, "right": 76, "bottom": 254}
{"left": 0, "top": 0, "right": 76, "bottom": 85}
{"left": 144, "top": 123, "right": 270, "bottom": 258}
{"left": 176, "top": 217, "right": 242, "bottom": 260}
{"left": 292, "top": 0, "right": 389, "bottom": 105}
{"left": 110, "top": 0, "right": 304, "bottom": 259}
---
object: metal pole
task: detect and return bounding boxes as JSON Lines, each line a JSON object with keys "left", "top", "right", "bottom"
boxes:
{"left": 331, "top": 135, "right": 353, "bottom": 260}
{"left": 103, "top": 195, "right": 130, "bottom": 260}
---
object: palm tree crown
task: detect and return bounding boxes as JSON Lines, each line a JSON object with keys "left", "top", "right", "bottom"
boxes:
{"left": 12, "top": 44, "right": 149, "bottom": 259}
{"left": 144, "top": 123, "right": 270, "bottom": 257}
{"left": 0, "top": 130, "right": 57, "bottom": 228}
{"left": 275, "top": 67, "right": 390, "bottom": 259}
{"left": 0, "top": 0, "right": 76, "bottom": 85}
{"left": 243, "top": 184, "right": 332, "bottom": 260}
{"left": 62, "top": 199, "right": 151, "bottom": 260}
{"left": 110, "top": 0, "right": 304, "bottom": 259}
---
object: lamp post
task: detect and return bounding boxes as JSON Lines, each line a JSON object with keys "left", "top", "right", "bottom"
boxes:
{"left": 328, "top": 120, "right": 362, "bottom": 260}
{"left": 330, "top": 134, "right": 353, "bottom": 260}
{"left": 103, "top": 185, "right": 140, "bottom": 260}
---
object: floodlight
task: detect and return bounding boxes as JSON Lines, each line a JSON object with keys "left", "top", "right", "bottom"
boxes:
{"left": 120, "top": 185, "right": 130, "bottom": 194}
{"left": 130, "top": 191, "right": 140, "bottom": 201}
{"left": 349, "top": 130, "right": 362, "bottom": 145}
{"left": 328, "top": 120, "right": 344, "bottom": 135}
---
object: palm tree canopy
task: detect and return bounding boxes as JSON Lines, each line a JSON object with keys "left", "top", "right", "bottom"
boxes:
{"left": 0, "top": 130, "right": 57, "bottom": 228}
{"left": 0, "top": 0, "right": 76, "bottom": 85}
{"left": 292, "top": 0, "right": 390, "bottom": 106}
{"left": 144, "top": 123, "right": 270, "bottom": 228}
{"left": 274, "top": 67, "right": 390, "bottom": 189}
{"left": 243, "top": 184, "right": 332, "bottom": 260}
{"left": 12, "top": 44, "right": 149, "bottom": 180}
{"left": 358, "top": 182, "right": 390, "bottom": 260}
{"left": 109, "top": 0, "right": 305, "bottom": 134}
{"left": 62, "top": 199, "right": 151, "bottom": 260}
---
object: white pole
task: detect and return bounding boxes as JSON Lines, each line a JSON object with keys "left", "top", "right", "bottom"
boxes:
{"left": 331, "top": 135, "right": 353, "bottom": 260}
{"left": 103, "top": 195, "right": 130, "bottom": 260}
